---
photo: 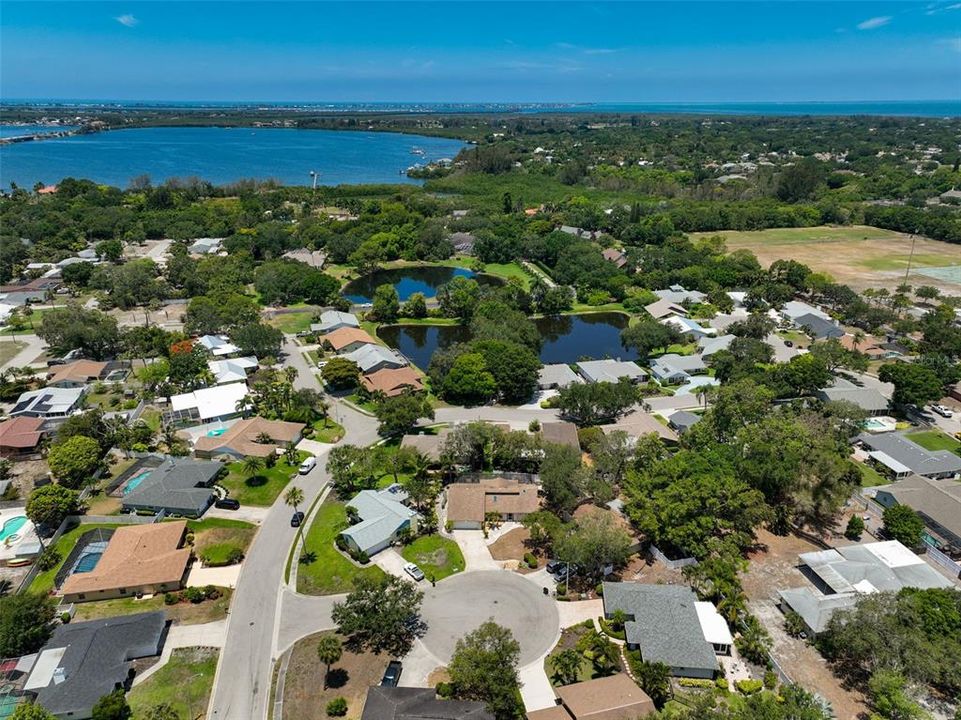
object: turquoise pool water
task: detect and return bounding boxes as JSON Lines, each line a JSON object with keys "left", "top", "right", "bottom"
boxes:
{"left": 122, "top": 470, "right": 152, "bottom": 495}
{"left": 73, "top": 552, "right": 103, "bottom": 573}
{"left": 206, "top": 428, "right": 227, "bottom": 437}
{"left": 0, "top": 516, "right": 27, "bottom": 542}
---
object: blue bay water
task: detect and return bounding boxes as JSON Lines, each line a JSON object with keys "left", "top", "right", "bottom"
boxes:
{"left": 0, "top": 124, "right": 79, "bottom": 139}
{"left": 0, "top": 126, "right": 467, "bottom": 188}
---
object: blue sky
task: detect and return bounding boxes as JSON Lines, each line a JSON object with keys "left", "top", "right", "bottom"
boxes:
{"left": 2, "top": 2, "right": 959, "bottom": 102}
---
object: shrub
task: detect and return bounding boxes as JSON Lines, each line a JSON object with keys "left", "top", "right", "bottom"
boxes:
{"left": 528, "top": 419, "right": 541, "bottom": 433}
{"left": 182, "top": 587, "right": 205, "bottom": 604}
{"left": 763, "top": 670, "right": 778, "bottom": 690}
{"left": 736, "top": 679, "right": 763, "bottom": 695}
{"left": 444, "top": 520, "right": 453, "bottom": 533}
{"left": 678, "top": 678, "right": 715, "bottom": 689}
{"left": 163, "top": 592, "right": 179, "bottom": 606}
{"left": 326, "top": 698, "right": 348, "bottom": 717}
{"left": 523, "top": 552, "right": 537, "bottom": 569}
{"left": 595, "top": 583, "right": 604, "bottom": 596}
{"left": 716, "top": 678, "right": 729, "bottom": 691}
{"left": 577, "top": 426, "right": 604, "bottom": 451}
{"left": 435, "top": 682, "right": 454, "bottom": 698}
{"left": 335, "top": 535, "right": 348, "bottom": 552}
{"left": 203, "top": 585, "right": 221, "bottom": 600}
{"left": 36, "top": 547, "right": 62, "bottom": 571}
{"left": 60, "top": 612, "right": 71, "bottom": 624}
{"left": 844, "top": 515, "right": 865, "bottom": 540}
{"left": 355, "top": 550, "right": 370, "bottom": 565}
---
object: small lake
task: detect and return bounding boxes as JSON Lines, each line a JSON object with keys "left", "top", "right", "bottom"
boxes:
{"left": 379, "top": 312, "right": 633, "bottom": 370}
{"left": 0, "top": 126, "right": 466, "bottom": 188}
{"left": 342, "top": 267, "right": 503, "bottom": 304}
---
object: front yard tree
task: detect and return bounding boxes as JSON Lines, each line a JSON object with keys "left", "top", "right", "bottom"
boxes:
{"left": 285, "top": 486, "right": 307, "bottom": 553}
{"left": 551, "top": 648, "right": 582, "bottom": 685}
{"left": 11, "top": 705, "right": 57, "bottom": 720}
{"left": 879, "top": 362, "right": 944, "bottom": 408}
{"left": 448, "top": 621, "right": 522, "bottom": 720}
{"left": 47, "top": 435, "right": 102, "bottom": 489}
{"left": 555, "top": 510, "right": 633, "bottom": 580}
{"left": 540, "top": 444, "right": 586, "bottom": 516}
{"left": 90, "top": 689, "right": 131, "bottom": 720}
{"left": 0, "top": 593, "right": 56, "bottom": 657}
{"left": 321, "top": 358, "right": 361, "bottom": 391}
{"left": 331, "top": 575, "right": 424, "bottom": 656}
{"left": 882, "top": 505, "right": 925, "bottom": 549}
{"left": 371, "top": 284, "right": 400, "bottom": 322}
{"left": 556, "top": 379, "right": 637, "bottom": 426}
{"left": 374, "top": 392, "right": 434, "bottom": 437}
{"left": 316, "top": 633, "right": 343, "bottom": 690}
{"left": 37, "top": 304, "right": 120, "bottom": 360}
{"left": 26, "top": 484, "right": 81, "bottom": 529}
{"left": 620, "top": 317, "right": 682, "bottom": 361}
{"left": 441, "top": 353, "right": 497, "bottom": 405}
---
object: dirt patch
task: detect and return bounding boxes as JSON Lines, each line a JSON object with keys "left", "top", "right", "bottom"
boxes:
{"left": 283, "top": 632, "right": 388, "bottom": 720}
{"left": 618, "top": 553, "right": 686, "bottom": 585}
{"left": 490, "top": 527, "right": 532, "bottom": 561}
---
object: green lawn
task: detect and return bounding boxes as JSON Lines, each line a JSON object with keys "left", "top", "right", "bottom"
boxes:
{"left": 266, "top": 309, "right": 315, "bottom": 334}
{"left": 400, "top": 535, "right": 464, "bottom": 581}
{"left": 858, "top": 462, "right": 890, "bottom": 488}
{"left": 0, "top": 340, "right": 25, "bottom": 365}
{"left": 128, "top": 647, "right": 218, "bottom": 719}
{"left": 0, "top": 307, "right": 56, "bottom": 336}
{"left": 72, "top": 587, "right": 233, "bottom": 625}
{"left": 311, "top": 417, "right": 345, "bottom": 443}
{"left": 905, "top": 429, "right": 961, "bottom": 453}
{"left": 219, "top": 453, "right": 309, "bottom": 506}
{"left": 480, "top": 262, "right": 533, "bottom": 290}
{"left": 296, "top": 500, "right": 386, "bottom": 595}
{"left": 140, "top": 408, "right": 163, "bottom": 432}
{"left": 187, "top": 517, "right": 257, "bottom": 567}
{"left": 690, "top": 225, "right": 906, "bottom": 246}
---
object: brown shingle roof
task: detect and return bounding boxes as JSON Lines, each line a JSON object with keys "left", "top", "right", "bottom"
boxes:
{"left": 60, "top": 522, "right": 190, "bottom": 596}
{"left": 446, "top": 479, "right": 540, "bottom": 523}
{"left": 361, "top": 367, "right": 425, "bottom": 397}
{"left": 555, "top": 674, "right": 655, "bottom": 720}
{"left": 541, "top": 421, "right": 580, "bottom": 450}
{"left": 193, "top": 416, "right": 305, "bottom": 458}
{"left": 47, "top": 360, "right": 109, "bottom": 385}
{"left": 321, "top": 327, "right": 377, "bottom": 351}
{"left": 0, "top": 417, "right": 44, "bottom": 449}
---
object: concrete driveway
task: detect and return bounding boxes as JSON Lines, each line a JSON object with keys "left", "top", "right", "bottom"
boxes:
{"left": 187, "top": 564, "right": 242, "bottom": 589}
{"left": 450, "top": 530, "right": 500, "bottom": 571}
{"left": 373, "top": 548, "right": 416, "bottom": 580}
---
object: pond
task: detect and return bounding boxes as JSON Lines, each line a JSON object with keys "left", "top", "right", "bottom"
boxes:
{"left": 342, "top": 266, "right": 503, "bottom": 304}
{"left": 379, "top": 312, "right": 633, "bottom": 371}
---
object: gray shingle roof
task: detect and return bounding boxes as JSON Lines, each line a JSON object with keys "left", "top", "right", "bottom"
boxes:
{"left": 576, "top": 359, "right": 647, "bottom": 384}
{"left": 668, "top": 411, "right": 702, "bottom": 432}
{"left": 362, "top": 687, "right": 492, "bottom": 720}
{"left": 30, "top": 611, "right": 167, "bottom": 718}
{"left": 122, "top": 457, "right": 222, "bottom": 516}
{"left": 794, "top": 313, "right": 843, "bottom": 339}
{"left": 602, "top": 583, "right": 718, "bottom": 674}
{"left": 856, "top": 432, "right": 961, "bottom": 477}
{"left": 817, "top": 387, "right": 889, "bottom": 413}
{"left": 876, "top": 474, "right": 961, "bottom": 541}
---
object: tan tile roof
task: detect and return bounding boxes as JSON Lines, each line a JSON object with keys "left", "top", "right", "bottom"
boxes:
{"left": 527, "top": 706, "right": 570, "bottom": 720}
{"left": 321, "top": 327, "right": 377, "bottom": 351}
{"left": 541, "top": 422, "right": 580, "bottom": 450}
{"left": 48, "top": 360, "right": 108, "bottom": 385}
{"left": 446, "top": 479, "right": 540, "bottom": 523}
{"left": 0, "top": 417, "right": 45, "bottom": 449}
{"left": 400, "top": 429, "right": 450, "bottom": 461}
{"left": 361, "top": 367, "right": 425, "bottom": 397}
{"left": 555, "top": 674, "right": 655, "bottom": 720}
{"left": 194, "top": 416, "right": 304, "bottom": 457}
{"left": 60, "top": 521, "right": 190, "bottom": 596}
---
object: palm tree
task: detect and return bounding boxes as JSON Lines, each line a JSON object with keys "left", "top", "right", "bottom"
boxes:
{"left": 255, "top": 432, "right": 274, "bottom": 445}
{"left": 285, "top": 486, "right": 307, "bottom": 552}
{"left": 283, "top": 442, "right": 299, "bottom": 466}
{"left": 852, "top": 330, "right": 865, "bottom": 351}
{"left": 552, "top": 648, "right": 582, "bottom": 685}
{"left": 316, "top": 633, "right": 343, "bottom": 690}
{"left": 243, "top": 455, "right": 264, "bottom": 478}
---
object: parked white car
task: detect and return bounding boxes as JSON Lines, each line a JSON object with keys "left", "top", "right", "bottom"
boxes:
{"left": 931, "top": 404, "right": 954, "bottom": 418}
{"left": 403, "top": 562, "right": 424, "bottom": 582}
{"left": 298, "top": 456, "right": 317, "bottom": 474}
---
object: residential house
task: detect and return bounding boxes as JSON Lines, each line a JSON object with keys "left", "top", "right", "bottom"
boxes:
{"left": 24, "top": 611, "right": 168, "bottom": 720}
{"left": 282, "top": 248, "right": 327, "bottom": 268}
{"left": 795, "top": 313, "right": 844, "bottom": 340}
{"left": 602, "top": 583, "right": 732, "bottom": 678}
{"left": 660, "top": 315, "right": 716, "bottom": 340}
{"left": 449, "top": 232, "right": 477, "bottom": 254}
{"left": 855, "top": 432, "right": 961, "bottom": 480}
{"left": 602, "top": 248, "right": 628, "bottom": 269}
{"left": 653, "top": 285, "right": 706, "bottom": 306}
{"left": 362, "top": 687, "right": 492, "bottom": 720}
{"left": 340, "top": 485, "right": 418, "bottom": 556}
{"left": 310, "top": 310, "right": 359, "bottom": 334}
{"left": 697, "top": 334, "right": 735, "bottom": 358}
{"left": 121, "top": 457, "right": 224, "bottom": 517}
{"left": 778, "top": 541, "right": 953, "bottom": 635}
{"left": 668, "top": 411, "right": 702, "bottom": 434}
{"left": 874, "top": 475, "right": 961, "bottom": 556}
{"left": 400, "top": 429, "right": 451, "bottom": 463}
{"left": 196, "top": 334, "right": 242, "bottom": 357}
{"left": 10, "top": 386, "right": 86, "bottom": 425}
{"left": 322, "top": 327, "right": 378, "bottom": 354}
{"left": 527, "top": 674, "right": 655, "bottom": 720}
{"left": 540, "top": 421, "right": 580, "bottom": 450}
{"left": 644, "top": 299, "right": 687, "bottom": 320}
{"left": 538, "top": 364, "right": 581, "bottom": 390}
{"left": 0, "top": 277, "right": 61, "bottom": 305}
{"left": 780, "top": 301, "right": 830, "bottom": 325}
{"left": 168, "top": 382, "right": 249, "bottom": 425}
{"left": 60, "top": 522, "right": 191, "bottom": 602}
{"left": 208, "top": 356, "right": 258, "bottom": 385}
{"left": 602, "top": 412, "right": 679, "bottom": 444}
{"left": 939, "top": 188, "right": 961, "bottom": 204}
{"left": 446, "top": 478, "right": 540, "bottom": 529}
{"left": 649, "top": 354, "right": 707, "bottom": 385}
{"left": 559, "top": 225, "right": 598, "bottom": 240}
{"left": 46, "top": 360, "right": 110, "bottom": 388}
{"left": 816, "top": 386, "right": 889, "bottom": 415}
{"left": 0, "top": 417, "right": 45, "bottom": 459}
{"left": 576, "top": 359, "right": 647, "bottom": 384}
{"left": 360, "top": 367, "right": 425, "bottom": 397}
{"left": 726, "top": 291, "right": 748, "bottom": 308}
{"left": 345, "top": 344, "right": 407, "bottom": 374}
{"left": 193, "top": 416, "right": 305, "bottom": 460}
{"left": 188, "top": 237, "right": 223, "bottom": 255}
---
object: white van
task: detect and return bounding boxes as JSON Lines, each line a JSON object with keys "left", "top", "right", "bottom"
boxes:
{"left": 298, "top": 456, "right": 317, "bottom": 475}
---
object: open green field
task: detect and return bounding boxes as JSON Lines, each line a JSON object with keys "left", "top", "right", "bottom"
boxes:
{"left": 266, "top": 309, "right": 315, "bottom": 334}
{"left": 296, "top": 500, "right": 386, "bottom": 595}
{"left": 0, "top": 340, "right": 25, "bottom": 364}
{"left": 128, "top": 647, "right": 218, "bottom": 719}
{"left": 220, "top": 453, "right": 308, "bottom": 506}
{"left": 400, "top": 534, "right": 464, "bottom": 581}
{"left": 905, "top": 429, "right": 961, "bottom": 453}
{"left": 691, "top": 225, "right": 907, "bottom": 245}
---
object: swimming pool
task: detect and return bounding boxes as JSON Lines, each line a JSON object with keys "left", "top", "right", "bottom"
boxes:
{"left": 206, "top": 428, "right": 227, "bottom": 437}
{"left": 0, "top": 516, "right": 27, "bottom": 542}
{"left": 73, "top": 551, "right": 103, "bottom": 573}
{"left": 122, "top": 470, "right": 152, "bottom": 495}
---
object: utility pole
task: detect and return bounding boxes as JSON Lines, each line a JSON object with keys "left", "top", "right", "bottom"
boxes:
{"left": 902, "top": 229, "right": 918, "bottom": 286}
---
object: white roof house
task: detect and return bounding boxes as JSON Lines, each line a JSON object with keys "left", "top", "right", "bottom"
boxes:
{"left": 780, "top": 301, "right": 830, "bottom": 323}
{"left": 197, "top": 335, "right": 241, "bottom": 357}
{"left": 208, "top": 357, "right": 258, "bottom": 385}
{"left": 188, "top": 237, "right": 223, "bottom": 255}
{"left": 340, "top": 485, "right": 418, "bottom": 556}
{"left": 576, "top": 359, "right": 647, "bottom": 384}
{"left": 661, "top": 316, "right": 716, "bottom": 339}
{"left": 538, "top": 364, "right": 581, "bottom": 389}
{"left": 344, "top": 344, "right": 407, "bottom": 374}
{"left": 169, "top": 382, "right": 248, "bottom": 424}
{"left": 654, "top": 286, "right": 706, "bottom": 305}
{"left": 310, "top": 310, "right": 359, "bottom": 334}
{"left": 10, "top": 386, "right": 86, "bottom": 421}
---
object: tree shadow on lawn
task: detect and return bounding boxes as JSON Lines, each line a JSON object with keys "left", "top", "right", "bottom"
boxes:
{"left": 245, "top": 475, "right": 269, "bottom": 488}
{"left": 299, "top": 550, "right": 318, "bottom": 565}
{"left": 326, "top": 668, "right": 349, "bottom": 689}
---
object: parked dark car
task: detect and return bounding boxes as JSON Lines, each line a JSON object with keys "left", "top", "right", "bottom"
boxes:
{"left": 215, "top": 498, "right": 240, "bottom": 510}
{"left": 381, "top": 660, "right": 403, "bottom": 687}
{"left": 545, "top": 559, "right": 562, "bottom": 574}
{"left": 290, "top": 511, "right": 305, "bottom": 527}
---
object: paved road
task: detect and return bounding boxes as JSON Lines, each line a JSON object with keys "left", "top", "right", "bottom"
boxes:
{"left": 207, "top": 337, "right": 379, "bottom": 720}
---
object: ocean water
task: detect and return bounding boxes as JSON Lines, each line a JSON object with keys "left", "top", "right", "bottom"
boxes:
{"left": 0, "top": 124, "right": 79, "bottom": 139}
{"left": 0, "top": 126, "right": 467, "bottom": 188}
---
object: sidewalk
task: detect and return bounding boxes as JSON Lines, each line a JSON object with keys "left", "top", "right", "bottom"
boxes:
{"left": 133, "top": 619, "right": 227, "bottom": 686}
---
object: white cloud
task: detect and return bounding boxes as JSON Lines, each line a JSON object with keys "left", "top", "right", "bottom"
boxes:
{"left": 114, "top": 14, "right": 138, "bottom": 27}
{"left": 857, "top": 15, "right": 892, "bottom": 29}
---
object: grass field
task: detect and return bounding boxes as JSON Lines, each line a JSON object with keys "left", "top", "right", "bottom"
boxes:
{"left": 220, "top": 453, "right": 308, "bottom": 506}
{"left": 266, "top": 309, "right": 315, "bottom": 334}
{"left": 72, "top": 586, "right": 233, "bottom": 624}
{"left": 128, "top": 647, "right": 218, "bottom": 719}
{"left": 188, "top": 517, "right": 257, "bottom": 567}
{"left": 691, "top": 225, "right": 961, "bottom": 291}
{"left": 0, "top": 340, "right": 25, "bottom": 365}
{"left": 858, "top": 462, "right": 889, "bottom": 488}
{"left": 904, "top": 429, "right": 961, "bottom": 453}
{"left": 400, "top": 535, "right": 465, "bottom": 581}
{"left": 296, "top": 500, "right": 386, "bottom": 595}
